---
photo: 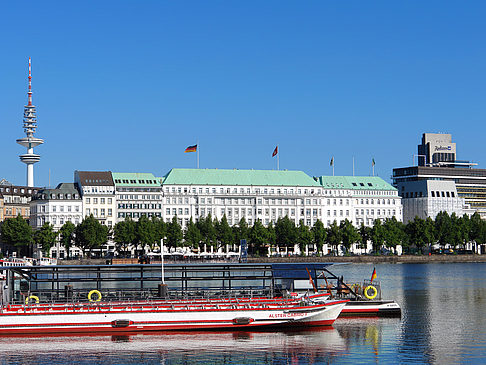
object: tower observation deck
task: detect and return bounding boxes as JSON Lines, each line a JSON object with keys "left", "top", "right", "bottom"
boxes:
{"left": 16, "top": 58, "right": 44, "bottom": 187}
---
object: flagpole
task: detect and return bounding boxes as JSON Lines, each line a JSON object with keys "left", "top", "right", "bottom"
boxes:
{"left": 277, "top": 144, "right": 279, "bottom": 170}
{"left": 197, "top": 140, "right": 199, "bottom": 169}
{"left": 352, "top": 157, "right": 355, "bottom": 176}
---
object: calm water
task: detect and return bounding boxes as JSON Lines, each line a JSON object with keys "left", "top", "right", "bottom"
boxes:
{"left": 0, "top": 263, "right": 485, "bottom": 364}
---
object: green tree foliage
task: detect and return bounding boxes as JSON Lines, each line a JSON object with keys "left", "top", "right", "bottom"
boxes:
{"left": 340, "top": 219, "right": 360, "bottom": 253}
{"left": 435, "top": 211, "right": 454, "bottom": 247}
{"left": 370, "top": 219, "right": 386, "bottom": 253}
{"left": 75, "top": 215, "right": 109, "bottom": 257}
{"left": 184, "top": 217, "right": 202, "bottom": 249}
{"left": 382, "top": 217, "right": 406, "bottom": 250}
{"left": 405, "top": 216, "right": 435, "bottom": 253}
{"left": 33, "top": 223, "right": 58, "bottom": 256}
{"left": 358, "top": 223, "right": 371, "bottom": 252}
{"left": 216, "top": 215, "right": 233, "bottom": 248}
{"left": 326, "top": 221, "right": 342, "bottom": 254}
{"left": 232, "top": 217, "right": 249, "bottom": 246}
{"left": 113, "top": 217, "right": 137, "bottom": 256}
{"left": 166, "top": 216, "right": 183, "bottom": 248}
{"left": 59, "top": 221, "right": 76, "bottom": 259}
{"left": 249, "top": 219, "right": 268, "bottom": 255}
{"left": 136, "top": 215, "right": 157, "bottom": 251}
{"left": 0, "top": 214, "right": 32, "bottom": 256}
{"left": 152, "top": 216, "right": 167, "bottom": 247}
{"left": 311, "top": 220, "right": 326, "bottom": 254}
{"left": 275, "top": 217, "right": 297, "bottom": 247}
{"left": 266, "top": 221, "right": 276, "bottom": 246}
{"left": 297, "top": 219, "right": 313, "bottom": 252}
{"left": 196, "top": 214, "right": 217, "bottom": 249}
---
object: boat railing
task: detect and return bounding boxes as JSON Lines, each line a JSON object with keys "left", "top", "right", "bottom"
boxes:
{"left": 3, "top": 291, "right": 306, "bottom": 313}
{"left": 9, "top": 286, "right": 281, "bottom": 307}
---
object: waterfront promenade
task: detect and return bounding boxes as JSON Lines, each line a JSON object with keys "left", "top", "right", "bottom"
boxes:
{"left": 59, "top": 254, "right": 486, "bottom": 265}
{"left": 248, "top": 254, "right": 486, "bottom": 264}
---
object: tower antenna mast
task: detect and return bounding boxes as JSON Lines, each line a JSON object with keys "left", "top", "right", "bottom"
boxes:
{"left": 16, "top": 58, "right": 44, "bottom": 187}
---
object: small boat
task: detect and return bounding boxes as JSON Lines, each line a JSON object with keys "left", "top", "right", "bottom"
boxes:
{"left": 0, "top": 297, "right": 347, "bottom": 335}
{"left": 289, "top": 267, "right": 401, "bottom": 317}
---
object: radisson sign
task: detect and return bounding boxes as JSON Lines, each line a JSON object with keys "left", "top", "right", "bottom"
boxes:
{"left": 434, "top": 145, "right": 452, "bottom": 152}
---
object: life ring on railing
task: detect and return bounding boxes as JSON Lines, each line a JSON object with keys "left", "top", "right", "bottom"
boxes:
{"left": 25, "top": 295, "right": 39, "bottom": 305}
{"left": 88, "top": 290, "right": 102, "bottom": 302}
{"left": 364, "top": 285, "right": 378, "bottom": 300}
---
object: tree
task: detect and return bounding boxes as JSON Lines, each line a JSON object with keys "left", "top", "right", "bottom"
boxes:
{"left": 370, "top": 219, "right": 386, "bottom": 253}
{"left": 469, "top": 212, "right": 484, "bottom": 252}
{"left": 166, "top": 216, "right": 183, "bottom": 248}
{"left": 435, "top": 211, "right": 454, "bottom": 247}
{"left": 358, "top": 223, "right": 371, "bottom": 253}
{"left": 326, "top": 221, "right": 342, "bottom": 254}
{"left": 113, "top": 217, "right": 137, "bottom": 257}
{"left": 184, "top": 218, "right": 202, "bottom": 249}
{"left": 340, "top": 219, "right": 360, "bottom": 254}
{"left": 311, "top": 220, "right": 326, "bottom": 254}
{"left": 0, "top": 214, "right": 32, "bottom": 256}
{"left": 136, "top": 215, "right": 157, "bottom": 252}
{"left": 405, "top": 216, "right": 434, "bottom": 253}
{"left": 75, "top": 215, "right": 109, "bottom": 257}
{"left": 233, "top": 217, "right": 249, "bottom": 246}
{"left": 59, "top": 221, "right": 76, "bottom": 259}
{"left": 216, "top": 215, "right": 233, "bottom": 249}
{"left": 249, "top": 219, "right": 267, "bottom": 255}
{"left": 297, "top": 219, "right": 313, "bottom": 253}
{"left": 266, "top": 221, "right": 276, "bottom": 246}
{"left": 383, "top": 217, "right": 406, "bottom": 252}
{"left": 152, "top": 216, "right": 167, "bottom": 248}
{"left": 197, "top": 214, "right": 217, "bottom": 250}
{"left": 33, "top": 223, "right": 58, "bottom": 257}
{"left": 275, "top": 217, "right": 297, "bottom": 247}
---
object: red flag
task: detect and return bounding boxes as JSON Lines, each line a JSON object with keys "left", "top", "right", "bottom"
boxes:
{"left": 272, "top": 146, "right": 278, "bottom": 157}
{"left": 370, "top": 267, "right": 377, "bottom": 283}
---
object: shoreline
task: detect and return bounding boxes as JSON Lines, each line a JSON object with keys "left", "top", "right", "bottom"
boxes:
{"left": 59, "top": 254, "right": 486, "bottom": 265}
{"left": 248, "top": 254, "right": 486, "bottom": 264}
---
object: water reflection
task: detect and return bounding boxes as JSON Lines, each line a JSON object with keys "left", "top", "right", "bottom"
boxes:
{"left": 2, "top": 263, "right": 486, "bottom": 364}
{"left": 0, "top": 328, "right": 347, "bottom": 364}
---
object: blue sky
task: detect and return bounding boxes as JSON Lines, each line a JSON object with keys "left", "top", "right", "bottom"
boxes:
{"left": 2, "top": 1, "right": 486, "bottom": 187}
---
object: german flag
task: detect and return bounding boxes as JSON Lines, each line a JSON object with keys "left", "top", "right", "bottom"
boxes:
{"left": 370, "top": 267, "right": 377, "bottom": 283}
{"left": 184, "top": 145, "right": 197, "bottom": 153}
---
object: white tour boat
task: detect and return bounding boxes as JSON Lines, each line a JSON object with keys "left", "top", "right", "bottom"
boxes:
{"left": 0, "top": 297, "right": 347, "bottom": 335}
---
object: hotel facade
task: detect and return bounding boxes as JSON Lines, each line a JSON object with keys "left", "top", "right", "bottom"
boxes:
{"left": 24, "top": 168, "right": 401, "bottom": 258}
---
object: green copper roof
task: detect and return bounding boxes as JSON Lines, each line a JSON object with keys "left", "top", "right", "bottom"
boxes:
{"left": 112, "top": 172, "right": 162, "bottom": 186}
{"left": 317, "top": 176, "right": 397, "bottom": 191}
{"left": 162, "top": 168, "right": 321, "bottom": 187}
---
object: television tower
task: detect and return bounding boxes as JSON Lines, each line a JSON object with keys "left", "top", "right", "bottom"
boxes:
{"left": 16, "top": 58, "right": 44, "bottom": 187}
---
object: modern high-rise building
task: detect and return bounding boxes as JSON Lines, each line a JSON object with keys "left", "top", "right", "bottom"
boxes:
{"left": 393, "top": 132, "right": 483, "bottom": 221}
{"left": 16, "top": 58, "right": 44, "bottom": 187}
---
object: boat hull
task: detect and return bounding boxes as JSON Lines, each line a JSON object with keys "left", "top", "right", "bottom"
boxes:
{"left": 341, "top": 300, "right": 401, "bottom": 317}
{"left": 306, "top": 293, "right": 401, "bottom": 317}
{"left": 0, "top": 300, "right": 347, "bottom": 335}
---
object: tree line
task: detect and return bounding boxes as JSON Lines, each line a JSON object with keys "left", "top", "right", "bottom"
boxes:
{"left": 1, "top": 211, "right": 485, "bottom": 258}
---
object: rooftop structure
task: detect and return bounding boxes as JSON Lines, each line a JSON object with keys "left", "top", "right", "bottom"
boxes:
{"left": 162, "top": 168, "right": 321, "bottom": 187}
{"left": 16, "top": 58, "right": 44, "bottom": 187}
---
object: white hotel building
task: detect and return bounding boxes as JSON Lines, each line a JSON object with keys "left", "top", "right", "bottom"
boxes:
{"left": 161, "top": 169, "right": 402, "bottom": 228}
